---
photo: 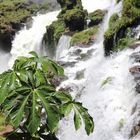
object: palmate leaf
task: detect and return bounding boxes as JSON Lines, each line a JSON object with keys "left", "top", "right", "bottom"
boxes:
{"left": 11, "top": 95, "right": 29, "bottom": 128}
{"left": 0, "top": 89, "right": 9, "bottom": 104}
{"left": 29, "top": 51, "right": 39, "bottom": 58}
{"left": 0, "top": 51, "right": 94, "bottom": 137}
{"left": 27, "top": 93, "right": 40, "bottom": 134}
{"left": 74, "top": 103, "right": 94, "bottom": 135}
{"left": 0, "top": 71, "right": 18, "bottom": 104}
{"left": 36, "top": 90, "right": 60, "bottom": 133}
{"left": 74, "top": 110, "right": 82, "bottom": 130}
{"left": 61, "top": 102, "right": 94, "bottom": 135}
{"left": 34, "top": 69, "right": 46, "bottom": 87}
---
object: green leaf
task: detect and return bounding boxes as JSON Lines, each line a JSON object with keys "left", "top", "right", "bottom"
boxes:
{"left": 27, "top": 93, "right": 40, "bottom": 134}
{"left": 11, "top": 95, "right": 29, "bottom": 128}
{"left": 74, "top": 111, "right": 82, "bottom": 130}
{"left": 36, "top": 90, "right": 60, "bottom": 133}
{"left": 75, "top": 103, "right": 94, "bottom": 135}
{"left": 29, "top": 51, "right": 38, "bottom": 58}
{"left": 0, "top": 89, "right": 9, "bottom": 104}
{"left": 53, "top": 92, "right": 72, "bottom": 103}
{"left": 49, "top": 60, "right": 64, "bottom": 76}
{"left": 34, "top": 69, "right": 46, "bottom": 87}
{"left": 60, "top": 102, "right": 73, "bottom": 116}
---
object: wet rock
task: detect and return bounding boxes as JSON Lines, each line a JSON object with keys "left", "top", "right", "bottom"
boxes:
{"left": 129, "top": 65, "right": 140, "bottom": 93}
{"left": 129, "top": 66, "right": 140, "bottom": 75}
{"left": 129, "top": 43, "right": 140, "bottom": 49}
{"left": 129, "top": 65, "right": 140, "bottom": 81}
{"left": 58, "top": 61, "right": 77, "bottom": 67}
{"left": 75, "top": 69, "right": 85, "bottom": 80}
{"left": 130, "top": 121, "right": 140, "bottom": 137}
{"left": 130, "top": 52, "right": 140, "bottom": 62}
{"left": 88, "top": 9, "right": 107, "bottom": 27}
{"left": 77, "top": 49, "right": 94, "bottom": 61}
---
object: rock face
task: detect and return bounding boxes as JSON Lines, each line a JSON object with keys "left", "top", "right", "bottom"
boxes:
{"left": 0, "top": 0, "right": 47, "bottom": 51}
{"left": 57, "top": 0, "right": 86, "bottom": 32}
{"left": 88, "top": 9, "right": 107, "bottom": 27}
{"left": 130, "top": 52, "right": 140, "bottom": 93}
{"left": 104, "top": 0, "right": 140, "bottom": 56}
{"left": 63, "top": 8, "right": 86, "bottom": 31}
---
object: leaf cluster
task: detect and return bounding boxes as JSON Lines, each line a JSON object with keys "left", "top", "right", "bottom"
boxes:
{"left": 0, "top": 52, "right": 94, "bottom": 138}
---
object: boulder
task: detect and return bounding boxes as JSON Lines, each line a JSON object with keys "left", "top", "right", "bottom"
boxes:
{"left": 63, "top": 8, "right": 86, "bottom": 31}
{"left": 129, "top": 43, "right": 140, "bottom": 49}
{"left": 88, "top": 9, "right": 107, "bottom": 27}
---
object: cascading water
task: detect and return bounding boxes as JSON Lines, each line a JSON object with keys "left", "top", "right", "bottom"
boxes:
{"left": 55, "top": 1, "right": 140, "bottom": 140}
{"left": 8, "top": 11, "right": 59, "bottom": 67}
{"left": 0, "top": 0, "right": 139, "bottom": 139}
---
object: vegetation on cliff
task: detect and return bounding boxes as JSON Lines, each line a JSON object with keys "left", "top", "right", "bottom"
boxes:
{"left": 0, "top": 0, "right": 48, "bottom": 47}
{"left": 88, "top": 9, "right": 107, "bottom": 27}
{"left": 43, "top": 0, "right": 106, "bottom": 48}
{"left": 70, "top": 26, "right": 99, "bottom": 46}
{"left": 104, "top": 0, "right": 140, "bottom": 55}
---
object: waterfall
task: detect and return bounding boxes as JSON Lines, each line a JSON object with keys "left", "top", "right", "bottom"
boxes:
{"left": 82, "top": 0, "right": 113, "bottom": 13}
{"left": 0, "top": 0, "right": 140, "bottom": 139}
{"left": 55, "top": 1, "right": 140, "bottom": 140}
{"left": 8, "top": 11, "right": 59, "bottom": 67}
{"left": 55, "top": 35, "right": 71, "bottom": 60}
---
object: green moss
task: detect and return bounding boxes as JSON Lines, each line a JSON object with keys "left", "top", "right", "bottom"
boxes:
{"left": 101, "top": 76, "right": 113, "bottom": 88}
{"left": 104, "top": 0, "right": 140, "bottom": 55}
{"left": 43, "top": 20, "right": 66, "bottom": 47}
{"left": 70, "top": 26, "right": 99, "bottom": 46}
{"left": 114, "top": 37, "right": 136, "bottom": 51}
{"left": 0, "top": 0, "right": 47, "bottom": 34}
{"left": 88, "top": 9, "right": 107, "bottom": 26}
{"left": 63, "top": 8, "right": 86, "bottom": 31}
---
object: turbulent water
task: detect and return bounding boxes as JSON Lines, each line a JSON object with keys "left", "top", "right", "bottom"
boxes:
{"left": 8, "top": 11, "right": 59, "bottom": 67}
{"left": 0, "top": 0, "right": 140, "bottom": 140}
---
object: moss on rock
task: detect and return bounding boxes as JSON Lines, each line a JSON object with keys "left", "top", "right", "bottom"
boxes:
{"left": 0, "top": 0, "right": 47, "bottom": 49}
{"left": 70, "top": 26, "right": 99, "bottom": 46}
{"left": 63, "top": 8, "right": 86, "bottom": 31}
{"left": 88, "top": 9, "right": 107, "bottom": 27}
{"left": 43, "top": 20, "right": 66, "bottom": 47}
{"left": 104, "top": 0, "right": 140, "bottom": 55}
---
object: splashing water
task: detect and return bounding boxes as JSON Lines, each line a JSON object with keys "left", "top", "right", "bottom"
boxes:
{"left": 8, "top": 11, "right": 59, "bottom": 67}
{"left": 81, "top": 0, "right": 113, "bottom": 13}
{"left": 0, "top": 0, "right": 139, "bottom": 139}
{"left": 55, "top": 1, "right": 140, "bottom": 140}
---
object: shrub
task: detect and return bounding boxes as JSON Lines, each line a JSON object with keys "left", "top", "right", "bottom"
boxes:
{"left": 0, "top": 52, "right": 94, "bottom": 139}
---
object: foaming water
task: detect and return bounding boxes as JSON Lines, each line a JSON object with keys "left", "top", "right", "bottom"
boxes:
{"left": 55, "top": 35, "right": 71, "bottom": 60}
{"left": 9, "top": 11, "right": 59, "bottom": 67}
{"left": 55, "top": 1, "right": 140, "bottom": 140}
{"left": 0, "top": 49, "right": 11, "bottom": 73}
{"left": 81, "top": 0, "right": 113, "bottom": 12}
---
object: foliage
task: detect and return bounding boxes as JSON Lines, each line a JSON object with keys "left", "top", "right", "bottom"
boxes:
{"left": 43, "top": 20, "right": 66, "bottom": 46}
{"left": 70, "top": 26, "right": 99, "bottom": 46}
{"left": 104, "top": 0, "right": 140, "bottom": 55}
{"left": 114, "top": 37, "right": 136, "bottom": 51}
{"left": 88, "top": 9, "right": 107, "bottom": 27}
{"left": 0, "top": 0, "right": 47, "bottom": 35}
{"left": 0, "top": 52, "right": 94, "bottom": 139}
{"left": 63, "top": 8, "right": 86, "bottom": 31}
{"left": 101, "top": 77, "right": 113, "bottom": 88}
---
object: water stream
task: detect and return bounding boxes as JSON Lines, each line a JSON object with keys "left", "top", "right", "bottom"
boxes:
{"left": 0, "top": 0, "right": 140, "bottom": 140}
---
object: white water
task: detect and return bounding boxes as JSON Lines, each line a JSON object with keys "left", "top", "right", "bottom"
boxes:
{"left": 8, "top": 11, "right": 59, "bottom": 67}
{"left": 82, "top": 0, "right": 113, "bottom": 13}
{"left": 55, "top": 35, "right": 71, "bottom": 60}
{"left": 55, "top": 1, "right": 140, "bottom": 140}
{"left": 0, "top": 0, "right": 139, "bottom": 139}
